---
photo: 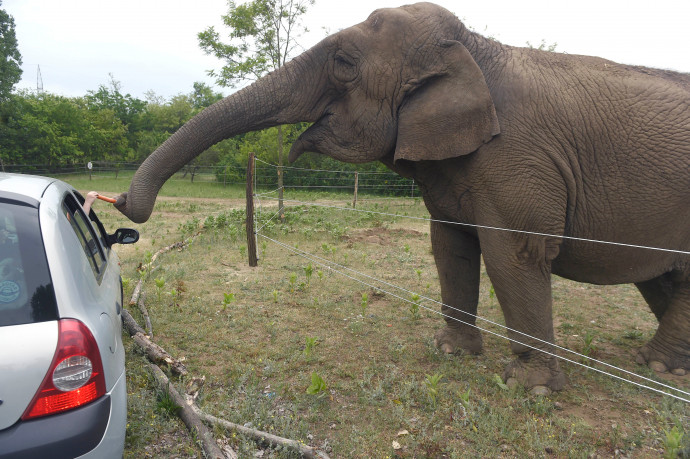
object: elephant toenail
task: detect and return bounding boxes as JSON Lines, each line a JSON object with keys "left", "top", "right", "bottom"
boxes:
{"left": 671, "top": 368, "right": 687, "bottom": 376}
{"left": 635, "top": 353, "right": 647, "bottom": 365}
{"left": 441, "top": 343, "right": 454, "bottom": 354}
{"left": 649, "top": 361, "right": 668, "bottom": 373}
{"left": 531, "top": 386, "right": 550, "bottom": 396}
{"left": 505, "top": 377, "right": 519, "bottom": 389}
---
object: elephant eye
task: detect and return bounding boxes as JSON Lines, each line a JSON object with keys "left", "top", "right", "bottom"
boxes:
{"left": 333, "top": 51, "right": 357, "bottom": 83}
{"left": 334, "top": 52, "right": 355, "bottom": 68}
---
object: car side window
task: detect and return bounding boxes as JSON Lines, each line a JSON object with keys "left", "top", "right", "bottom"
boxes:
{"left": 62, "top": 194, "right": 106, "bottom": 279}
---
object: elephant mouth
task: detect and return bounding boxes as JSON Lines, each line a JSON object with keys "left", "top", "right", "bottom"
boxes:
{"left": 288, "top": 113, "right": 333, "bottom": 163}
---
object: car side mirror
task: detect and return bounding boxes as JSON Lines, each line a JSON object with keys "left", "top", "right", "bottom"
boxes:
{"left": 107, "top": 228, "right": 139, "bottom": 246}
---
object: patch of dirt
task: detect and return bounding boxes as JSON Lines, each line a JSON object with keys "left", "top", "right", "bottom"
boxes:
{"left": 342, "top": 227, "right": 425, "bottom": 246}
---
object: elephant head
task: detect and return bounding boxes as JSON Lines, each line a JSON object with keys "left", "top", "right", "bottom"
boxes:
{"left": 116, "top": 2, "right": 499, "bottom": 223}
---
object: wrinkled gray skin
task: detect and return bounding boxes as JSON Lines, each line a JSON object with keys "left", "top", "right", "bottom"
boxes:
{"left": 117, "top": 2, "right": 690, "bottom": 392}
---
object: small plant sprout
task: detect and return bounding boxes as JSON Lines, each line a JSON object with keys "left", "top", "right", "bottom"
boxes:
{"left": 580, "top": 331, "right": 597, "bottom": 365}
{"left": 493, "top": 374, "right": 509, "bottom": 391}
{"left": 303, "top": 336, "right": 319, "bottom": 356}
{"left": 403, "top": 243, "right": 411, "bottom": 253}
{"left": 409, "top": 293, "right": 421, "bottom": 319}
{"left": 489, "top": 284, "right": 496, "bottom": 300}
{"left": 415, "top": 268, "right": 422, "bottom": 281}
{"left": 361, "top": 292, "right": 369, "bottom": 316}
{"left": 317, "top": 269, "right": 324, "bottom": 280}
{"left": 304, "top": 263, "right": 314, "bottom": 285}
{"left": 424, "top": 373, "right": 444, "bottom": 409}
{"left": 289, "top": 273, "right": 297, "bottom": 293}
{"left": 154, "top": 278, "right": 165, "bottom": 301}
{"left": 222, "top": 292, "right": 236, "bottom": 311}
{"left": 239, "top": 245, "right": 247, "bottom": 258}
{"left": 459, "top": 387, "right": 471, "bottom": 415}
{"left": 271, "top": 290, "right": 279, "bottom": 303}
{"left": 306, "top": 372, "right": 327, "bottom": 396}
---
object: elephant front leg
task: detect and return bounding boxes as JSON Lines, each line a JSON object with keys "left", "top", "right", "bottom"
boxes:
{"left": 482, "top": 233, "right": 566, "bottom": 393}
{"left": 430, "top": 221, "right": 483, "bottom": 355}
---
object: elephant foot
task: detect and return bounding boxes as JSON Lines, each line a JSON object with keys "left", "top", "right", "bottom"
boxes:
{"left": 502, "top": 351, "right": 566, "bottom": 393}
{"left": 635, "top": 339, "right": 690, "bottom": 376}
{"left": 433, "top": 325, "right": 483, "bottom": 355}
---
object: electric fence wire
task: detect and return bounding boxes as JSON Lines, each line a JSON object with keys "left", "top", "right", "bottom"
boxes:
{"left": 255, "top": 195, "right": 690, "bottom": 256}
{"left": 250, "top": 161, "right": 690, "bottom": 401}
{"left": 257, "top": 229, "right": 690, "bottom": 403}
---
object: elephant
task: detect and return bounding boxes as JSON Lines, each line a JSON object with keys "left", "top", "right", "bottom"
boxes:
{"left": 115, "top": 2, "right": 690, "bottom": 393}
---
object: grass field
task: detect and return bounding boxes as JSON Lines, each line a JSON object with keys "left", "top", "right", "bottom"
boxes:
{"left": 65, "top": 173, "right": 689, "bottom": 458}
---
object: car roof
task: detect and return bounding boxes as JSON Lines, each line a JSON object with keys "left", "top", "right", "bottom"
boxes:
{"left": 0, "top": 173, "right": 59, "bottom": 204}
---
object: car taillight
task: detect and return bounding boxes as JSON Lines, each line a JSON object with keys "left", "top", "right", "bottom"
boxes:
{"left": 22, "top": 319, "right": 106, "bottom": 420}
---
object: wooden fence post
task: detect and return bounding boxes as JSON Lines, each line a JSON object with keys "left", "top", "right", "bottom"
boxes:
{"left": 352, "top": 171, "right": 359, "bottom": 208}
{"left": 246, "top": 153, "right": 258, "bottom": 267}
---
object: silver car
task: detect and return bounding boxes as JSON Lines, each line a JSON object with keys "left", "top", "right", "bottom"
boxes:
{"left": 0, "top": 173, "right": 138, "bottom": 458}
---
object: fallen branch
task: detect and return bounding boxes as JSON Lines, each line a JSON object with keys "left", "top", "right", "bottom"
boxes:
{"left": 137, "top": 291, "right": 154, "bottom": 338}
{"left": 122, "top": 308, "right": 187, "bottom": 376}
{"left": 148, "top": 363, "right": 229, "bottom": 459}
{"left": 122, "top": 306, "right": 145, "bottom": 335}
{"left": 129, "top": 278, "right": 143, "bottom": 306}
{"left": 191, "top": 406, "right": 331, "bottom": 459}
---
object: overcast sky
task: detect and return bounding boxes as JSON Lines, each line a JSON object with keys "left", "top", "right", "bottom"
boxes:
{"left": 5, "top": 0, "right": 690, "bottom": 100}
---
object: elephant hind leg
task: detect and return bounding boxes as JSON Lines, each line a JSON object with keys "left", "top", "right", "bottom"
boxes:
{"left": 635, "top": 274, "right": 674, "bottom": 321}
{"left": 636, "top": 279, "right": 690, "bottom": 376}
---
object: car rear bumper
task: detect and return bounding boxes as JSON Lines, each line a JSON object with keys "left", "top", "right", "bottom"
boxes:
{"left": 0, "top": 370, "right": 126, "bottom": 459}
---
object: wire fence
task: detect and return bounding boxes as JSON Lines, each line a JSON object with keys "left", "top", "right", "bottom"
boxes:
{"left": 250, "top": 158, "right": 690, "bottom": 403}
{"left": 1, "top": 160, "right": 418, "bottom": 197}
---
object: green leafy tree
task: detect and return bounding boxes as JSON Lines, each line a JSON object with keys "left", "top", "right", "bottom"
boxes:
{"left": 0, "top": 0, "right": 22, "bottom": 101}
{"left": 0, "top": 91, "right": 129, "bottom": 166}
{"left": 199, "top": 0, "right": 314, "bottom": 214}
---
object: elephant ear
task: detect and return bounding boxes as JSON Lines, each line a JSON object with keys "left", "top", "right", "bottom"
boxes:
{"left": 394, "top": 40, "right": 500, "bottom": 162}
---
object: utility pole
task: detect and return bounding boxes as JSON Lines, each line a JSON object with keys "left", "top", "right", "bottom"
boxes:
{"left": 36, "top": 65, "right": 43, "bottom": 93}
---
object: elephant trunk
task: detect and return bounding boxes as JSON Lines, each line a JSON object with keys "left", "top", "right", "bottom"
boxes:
{"left": 115, "top": 51, "right": 324, "bottom": 223}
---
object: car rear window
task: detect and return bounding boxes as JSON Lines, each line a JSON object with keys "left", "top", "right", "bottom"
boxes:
{"left": 0, "top": 200, "right": 58, "bottom": 326}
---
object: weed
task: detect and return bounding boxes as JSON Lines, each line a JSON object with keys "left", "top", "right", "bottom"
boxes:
{"left": 154, "top": 278, "right": 165, "bottom": 302}
{"left": 156, "top": 385, "right": 181, "bottom": 418}
{"left": 304, "top": 263, "right": 314, "bottom": 285}
{"left": 303, "top": 336, "right": 319, "bottom": 356}
{"left": 271, "top": 289, "right": 279, "bottom": 303}
{"left": 289, "top": 272, "right": 297, "bottom": 293}
{"left": 222, "top": 292, "right": 236, "bottom": 311}
{"left": 317, "top": 269, "right": 324, "bottom": 280}
{"left": 623, "top": 329, "right": 644, "bottom": 340}
{"left": 409, "top": 293, "right": 421, "bottom": 319}
{"left": 459, "top": 387, "right": 471, "bottom": 415}
{"left": 306, "top": 372, "right": 327, "bottom": 396}
{"left": 663, "top": 426, "right": 684, "bottom": 459}
{"left": 493, "top": 374, "right": 509, "bottom": 391}
{"left": 424, "top": 373, "right": 444, "bottom": 409}
{"left": 580, "top": 331, "right": 598, "bottom": 365}
{"left": 415, "top": 268, "right": 422, "bottom": 281}
{"left": 361, "top": 292, "right": 369, "bottom": 316}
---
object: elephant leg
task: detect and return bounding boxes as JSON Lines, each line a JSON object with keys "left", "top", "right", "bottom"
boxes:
{"left": 430, "top": 221, "right": 483, "bottom": 355}
{"left": 481, "top": 232, "right": 566, "bottom": 393}
{"left": 636, "top": 278, "right": 690, "bottom": 375}
{"left": 635, "top": 274, "right": 674, "bottom": 321}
